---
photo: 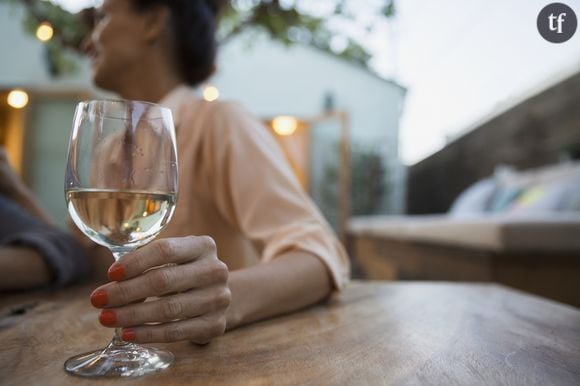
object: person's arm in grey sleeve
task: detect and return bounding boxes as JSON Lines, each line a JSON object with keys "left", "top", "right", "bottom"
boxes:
{"left": 0, "top": 195, "right": 89, "bottom": 290}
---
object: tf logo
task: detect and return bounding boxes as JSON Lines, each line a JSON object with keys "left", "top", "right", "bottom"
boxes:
{"left": 537, "top": 3, "right": 577, "bottom": 43}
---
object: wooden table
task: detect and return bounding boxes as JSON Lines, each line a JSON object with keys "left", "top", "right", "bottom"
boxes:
{"left": 1, "top": 281, "right": 579, "bottom": 385}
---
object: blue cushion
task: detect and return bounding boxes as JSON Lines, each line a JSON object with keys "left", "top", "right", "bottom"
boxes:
{"left": 488, "top": 186, "right": 524, "bottom": 212}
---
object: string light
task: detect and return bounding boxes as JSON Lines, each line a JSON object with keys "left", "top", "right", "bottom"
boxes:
{"left": 203, "top": 86, "right": 219, "bottom": 102}
{"left": 272, "top": 116, "right": 298, "bottom": 136}
{"left": 36, "top": 22, "right": 54, "bottom": 42}
{"left": 7, "top": 89, "right": 29, "bottom": 109}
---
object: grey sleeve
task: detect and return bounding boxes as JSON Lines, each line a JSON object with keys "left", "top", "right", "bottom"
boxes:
{"left": 0, "top": 195, "right": 89, "bottom": 287}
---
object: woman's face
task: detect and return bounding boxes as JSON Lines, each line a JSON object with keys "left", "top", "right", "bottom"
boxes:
{"left": 85, "top": 0, "right": 149, "bottom": 93}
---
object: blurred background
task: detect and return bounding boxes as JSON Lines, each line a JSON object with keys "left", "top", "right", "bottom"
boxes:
{"left": 1, "top": 0, "right": 579, "bottom": 306}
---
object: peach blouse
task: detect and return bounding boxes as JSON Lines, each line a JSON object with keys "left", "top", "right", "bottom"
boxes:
{"left": 158, "top": 85, "right": 349, "bottom": 289}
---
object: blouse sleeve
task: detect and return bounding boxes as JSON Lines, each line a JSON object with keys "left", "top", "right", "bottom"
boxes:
{"left": 201, "top": 102, "right": 350, "bottom": 290}
{"left": 0, "top": 195, "right": 89, "bottom": 287}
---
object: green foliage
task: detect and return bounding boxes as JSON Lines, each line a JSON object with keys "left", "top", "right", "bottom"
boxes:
{"left": 318, "top": 142, "right": 389, "bottom": 230}
{"left": 3, "top": 0, "right": 89, "bottom": 76}
{"left": 19, "top": 0, "right": 88, "bottom": 48}
{"left": 350, "top": 145, "right": 388, "bottom": 215}
{"left": 219, "top": 0, "right": 394, "bottom": 65}
{"left": 43, "top": 41, "right": 79, "bottom": 77}
{"left": 9, "top": 0, "right": 395, "bottom": 77}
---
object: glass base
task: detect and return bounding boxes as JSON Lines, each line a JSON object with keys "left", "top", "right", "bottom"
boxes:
{"left": 64, "top": 341, "right": 174, "bottom": 378}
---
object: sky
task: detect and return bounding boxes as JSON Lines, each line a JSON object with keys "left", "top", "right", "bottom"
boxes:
{"left": 51, "top": 0, "right": 580, "bottom": 164}
{"left": 369, "top": 0, "right": 580, "bottom": 164}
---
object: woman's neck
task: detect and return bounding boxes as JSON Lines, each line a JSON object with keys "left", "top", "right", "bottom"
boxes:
{"left": 118, "top": 76, "right": 183, "bottom": 103}
{"left": 116, "top": 51, "right": 185, "bottom": 103}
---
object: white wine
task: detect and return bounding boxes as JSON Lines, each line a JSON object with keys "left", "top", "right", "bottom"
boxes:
{"left": 67, "top": 189, "right": 176, "bottom": 250}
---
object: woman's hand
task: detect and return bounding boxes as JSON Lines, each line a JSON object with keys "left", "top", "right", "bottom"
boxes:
{"left": 89, "top": 236, "right": 231, "bottom": 344}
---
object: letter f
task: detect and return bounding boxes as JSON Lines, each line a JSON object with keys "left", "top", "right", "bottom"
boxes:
{"left": 556, "top": 13, "right": 567, "bottom": 33}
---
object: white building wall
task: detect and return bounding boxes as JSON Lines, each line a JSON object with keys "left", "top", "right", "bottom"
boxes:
{"left": 213, "top": 34, "right": 406, "bottom": 213}
{"left": 214, "top": 34, "right": 404, "bottom": 143}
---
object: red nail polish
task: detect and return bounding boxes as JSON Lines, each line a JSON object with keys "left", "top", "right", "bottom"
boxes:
{"left": 108, "top": 264, "right": 125, "bottom": 281}
{"left": 122, "top": 328, "right": 136, "bottom": 342}
{"left": 99, "top": 310, "right": 117, "bottom": 326}
{"left": 90, "top": 289, "right": 108, "bottom": 308}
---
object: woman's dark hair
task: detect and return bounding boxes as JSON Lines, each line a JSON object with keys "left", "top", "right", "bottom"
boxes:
{"left": 132, "top": 0, "right": 222, "bottom": 86}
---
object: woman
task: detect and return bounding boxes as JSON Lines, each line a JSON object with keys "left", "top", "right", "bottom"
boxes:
{"left": 83, "top": 0, "right": 349, "bottom": 344}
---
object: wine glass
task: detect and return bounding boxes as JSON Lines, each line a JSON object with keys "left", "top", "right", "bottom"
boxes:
{"left": 63, "top": 100, "right": 178, "bottom": 378}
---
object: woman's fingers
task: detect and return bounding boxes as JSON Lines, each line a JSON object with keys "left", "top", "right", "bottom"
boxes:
{"left": 98, "top": 285, "right": 231, "bottom": 327}
{"left": 121, "top": 311, "right": 227, "bottom": 344}
{"left": 108, "top": 236, "right": 217, "bottom": 281}
{"left": 91, "top": 257, "right": 228, "bottom": 307}
{"left": 88, "top": 235, "right": 231, "bottom": 344}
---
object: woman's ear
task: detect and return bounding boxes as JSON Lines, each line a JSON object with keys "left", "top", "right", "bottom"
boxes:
{"left": 142, "top": 4, "right": 170, "bottom": 44}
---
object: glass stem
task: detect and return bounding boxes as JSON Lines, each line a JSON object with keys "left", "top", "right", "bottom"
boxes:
{"left": 112, "top": 328, "right": 127, "bottom": 346}
{"left": 111, "top": 250, "right": 128, "bottom": 262}
{"left": 111, "top": 250, "right": 130, "bottom": 347}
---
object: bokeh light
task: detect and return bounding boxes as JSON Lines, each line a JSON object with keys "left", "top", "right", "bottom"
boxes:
{"left": 36, "top": 22, "right": 54, "bottom": 42}
{"left": 7, "top": 89, "right": 29, "bottom": 109}
{"left": 272, "top": 116, "right": 298, "bottom": 136}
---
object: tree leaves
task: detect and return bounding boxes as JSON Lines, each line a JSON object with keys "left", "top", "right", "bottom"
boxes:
{"left": 10, "top": 0, "right": 395, "bottom": 77}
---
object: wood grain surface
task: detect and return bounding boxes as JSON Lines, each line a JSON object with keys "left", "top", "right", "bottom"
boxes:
{"left": 1, "top": 281, "right": 579, "bottom": 385}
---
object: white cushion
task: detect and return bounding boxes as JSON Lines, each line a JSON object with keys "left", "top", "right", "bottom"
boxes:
{"left": 449, "top": 178, "right": 497, "bottom": 216}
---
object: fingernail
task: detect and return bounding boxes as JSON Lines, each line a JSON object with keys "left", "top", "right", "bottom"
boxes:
{"left": 108, "top": 263, "right": 125, "bottom": 281}
{"left": 122, "top": 328, "right": 136, "bottom": 342}
{"left": 99, "top": 310, "right": 117, "bottom": 326}
{"left": 90, "top": 289, "right": 108, "bottom": 308}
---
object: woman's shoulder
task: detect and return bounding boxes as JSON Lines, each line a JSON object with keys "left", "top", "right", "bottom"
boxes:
{"left": 176, "top": 91, "right": 247, "bottom": 123}
{"left": 202, "top": 99, "right": 263, "bottom": 134}
{"left": 205, "top": 99, "right": 251, "bottom": 120}
{"left": 172, "top": 87, "right": 264, "bottom": 140}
